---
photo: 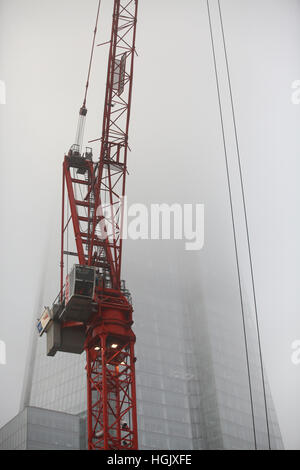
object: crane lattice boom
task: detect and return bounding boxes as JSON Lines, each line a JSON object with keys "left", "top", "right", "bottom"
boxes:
{"left": 39, "top": 0, "right": 139, "bottom": 450}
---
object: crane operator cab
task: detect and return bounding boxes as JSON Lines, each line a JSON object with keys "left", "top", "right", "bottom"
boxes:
{"left": 37, "top": 265, "right": 98, "bottom": 357}
{"left": 59, "top": 265, "right": 97, "bottom": 323}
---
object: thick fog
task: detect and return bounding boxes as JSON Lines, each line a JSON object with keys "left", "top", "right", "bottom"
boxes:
{"left": 1, "top": 0, "right": 300, "bottom": 449}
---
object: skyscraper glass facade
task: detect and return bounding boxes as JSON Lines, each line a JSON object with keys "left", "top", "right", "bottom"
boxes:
{"left": 25, "top": 270, "right": 283, "bottom": 450}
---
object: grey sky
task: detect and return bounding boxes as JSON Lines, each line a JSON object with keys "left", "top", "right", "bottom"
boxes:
{"left": 1, "top": 0, "right": 300, "bottom": 449}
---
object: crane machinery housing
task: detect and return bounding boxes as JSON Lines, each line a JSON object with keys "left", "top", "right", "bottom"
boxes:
{"left": 37, "top": 0, "right": 139, "bottom": 450}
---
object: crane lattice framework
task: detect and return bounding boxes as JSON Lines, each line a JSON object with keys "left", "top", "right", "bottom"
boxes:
{"left": 50, "top": 0, "right": 139, "bottom": 450}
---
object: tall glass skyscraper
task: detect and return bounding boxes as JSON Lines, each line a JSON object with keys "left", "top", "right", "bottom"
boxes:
{"left": 21, "top": 253, "right": 283, "bottom": 451}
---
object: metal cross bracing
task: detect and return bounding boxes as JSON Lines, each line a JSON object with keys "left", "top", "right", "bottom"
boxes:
{"left": 60, "top": 0, "right": 138, "bottom": 288}
{"left": 86, "top": 337, "right": 138, "bottom": 450}
{"left": 89, "top": 0, "right": 139, "bottom": 290}
{"left": 57, "top": 0, "right": 139, "bottom": 450}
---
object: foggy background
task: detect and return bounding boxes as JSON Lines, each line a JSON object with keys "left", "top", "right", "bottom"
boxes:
{"left": 1, "top": 0, "right": 300, "bottom": 449}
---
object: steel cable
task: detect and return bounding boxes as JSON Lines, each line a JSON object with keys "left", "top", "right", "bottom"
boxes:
{"left": 206, "top": 0, "right": 257, "bottom": 449}
{"left": 217, "top": 0, "right": 271, "bottom": 449}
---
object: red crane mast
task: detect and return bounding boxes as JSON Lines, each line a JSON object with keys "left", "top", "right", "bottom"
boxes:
{"left": 39, "top": 0, "right": 139, "bottom": 450}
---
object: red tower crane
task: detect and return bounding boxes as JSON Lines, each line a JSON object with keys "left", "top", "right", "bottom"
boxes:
{"left": 38, "top": 0, "right": 139, "bottom": 450}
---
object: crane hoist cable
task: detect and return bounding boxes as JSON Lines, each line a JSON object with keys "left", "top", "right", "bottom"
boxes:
{"left": 83, "top": 0, "right": 102, "bottom": 109}
{"left": 206, "top": 0, "right": 257, "bottom": 449}
{"left": 217, "top": 0, "right": 271, "bottom": 449}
